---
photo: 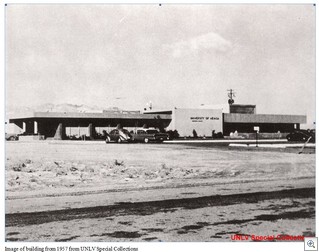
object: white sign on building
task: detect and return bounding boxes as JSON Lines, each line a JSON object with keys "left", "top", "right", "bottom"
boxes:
{"left": 168, "top": 108, "right": 223, "bottom": 137}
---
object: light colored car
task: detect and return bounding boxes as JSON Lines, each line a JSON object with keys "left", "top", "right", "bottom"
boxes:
{"left": 5, "top": 133, "right": 19, "bottom": 141}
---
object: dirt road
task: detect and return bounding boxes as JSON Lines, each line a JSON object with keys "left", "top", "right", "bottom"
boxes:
{"left": 5, "top": 141, "right": 315, "bottom": 241}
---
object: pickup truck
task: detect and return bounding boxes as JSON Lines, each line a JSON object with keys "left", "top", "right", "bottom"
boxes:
{"left": 131, "top": 129, "right": 169, "bottom": 143}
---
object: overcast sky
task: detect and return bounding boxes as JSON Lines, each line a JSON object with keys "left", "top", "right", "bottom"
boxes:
{"left": 5, "top": 4, "right": 315, "bottom": 125}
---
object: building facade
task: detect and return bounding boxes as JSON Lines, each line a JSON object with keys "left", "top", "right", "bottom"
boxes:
{"left": 167, "top": 108, "right": 223, "bottom": 137}
{"left": 8, "top": 104, "right": 307, "bottom": 139}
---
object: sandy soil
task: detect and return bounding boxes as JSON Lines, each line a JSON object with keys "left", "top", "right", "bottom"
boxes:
{"left": 5, "top": 141, "right": 316, "bottom": 242}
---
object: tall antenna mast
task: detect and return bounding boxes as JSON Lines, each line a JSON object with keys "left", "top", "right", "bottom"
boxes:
{"left": 227, "top": 89, "right": 235, "bottom": 105}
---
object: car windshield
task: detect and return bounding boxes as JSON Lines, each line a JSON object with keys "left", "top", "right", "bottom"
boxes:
{"left": 146, "top": 130, "right": 159, "bottom": 134}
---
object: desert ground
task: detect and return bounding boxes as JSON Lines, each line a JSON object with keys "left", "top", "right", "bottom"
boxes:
{"left": 5, "top": 141, "right": 315, "bottom": 242}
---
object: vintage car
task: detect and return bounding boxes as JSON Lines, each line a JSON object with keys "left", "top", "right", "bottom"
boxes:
{"left": 131, "top": 129, "right": 169, "bottom": 143}
{"left": 5, "top": 133, "right": 19, "bottom": 141}
{"left": 105, "top": 129, "right": 132, "bottom": 143}
{"left": 286, "top": 130, "right": 315, "bottom": 143}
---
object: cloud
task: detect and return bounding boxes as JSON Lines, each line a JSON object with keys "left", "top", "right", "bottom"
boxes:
{"left": 165, "top": 32, "right": 232, "bottom": 58}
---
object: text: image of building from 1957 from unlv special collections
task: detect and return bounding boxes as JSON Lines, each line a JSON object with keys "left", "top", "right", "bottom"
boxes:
{"left": 4, "top": 3, "right": 315, "bottom": 247}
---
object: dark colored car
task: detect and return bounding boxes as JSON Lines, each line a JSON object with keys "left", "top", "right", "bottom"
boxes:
{"left": 105, "top": 129, "right": 132, "bottom": 143}
{"left": 286, "top": 130, "right": 315, "bottom": 143}
{"left": 132, "top": 129, "right": 169, "bottom": 143}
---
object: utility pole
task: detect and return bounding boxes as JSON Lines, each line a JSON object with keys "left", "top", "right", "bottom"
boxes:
{"left": 227, "top": 89, "right": 235, "bottom": 105}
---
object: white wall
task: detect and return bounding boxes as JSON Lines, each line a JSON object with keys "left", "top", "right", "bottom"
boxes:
{"left": 198, "top": 103, "right": 230, "bottom": 113}
{"left": 5, "top": 122, "right": 23, "bottom": 134}
{"left": 168, "top": 108, "right": 223, "bottom": 137}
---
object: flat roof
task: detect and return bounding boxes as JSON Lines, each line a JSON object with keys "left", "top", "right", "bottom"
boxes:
{"left": 9, "top": 111, "right": 172, "bottom": 121}
{"left": 224, "top": 113, "right": 306, "bottom": 124}
{"left": 230, "top": 104, "right": 256, "bottom": 107}
{"left": 9, "top": 111, "right": 306, "bottom": 124}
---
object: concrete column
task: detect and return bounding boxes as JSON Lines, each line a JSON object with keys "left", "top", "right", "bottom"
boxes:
{"left": 34, "top": 121, "right": 38, "bottom": 134}
{"left": 22, "top": 122, "right": 26, "bottom": 133}
{"left": 88, "top": 123, "right": 94, "bottom": 140}
{"left": 54, "top": 123, "right": 64, "bottom": 140}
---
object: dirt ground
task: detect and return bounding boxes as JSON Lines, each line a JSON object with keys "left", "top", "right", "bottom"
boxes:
{"left": 5, "top": 141, "right": 316, "bottom": 242}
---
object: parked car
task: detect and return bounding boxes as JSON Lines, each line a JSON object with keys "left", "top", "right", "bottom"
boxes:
{"left": 132, "top": 129, "right": 169, "bottom": 143}
{"left": 5, "top": 133, "right": 19, "bottom": 141}
{"left": 286, "top": 130, "right": 315, "bottom": 143}
{"left": 105, "top": 129, "right": 132, "bottom": 143}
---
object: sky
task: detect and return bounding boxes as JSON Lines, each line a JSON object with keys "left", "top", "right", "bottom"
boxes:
{"left": 5, "top": 4, "right": 315, "bottom": 125}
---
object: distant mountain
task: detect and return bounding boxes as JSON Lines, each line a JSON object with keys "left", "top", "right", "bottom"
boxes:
{"left": 32, "top": 103, "right": 106, "bottom": 113}
{"left": 6, "top": 104, "right": 124, "bottom": 119}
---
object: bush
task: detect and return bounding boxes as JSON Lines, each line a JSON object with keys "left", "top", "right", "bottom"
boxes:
{"left": 166, "top": 130, "right": 180, "bottom": 140}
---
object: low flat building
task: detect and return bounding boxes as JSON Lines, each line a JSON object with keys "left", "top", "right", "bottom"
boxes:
{"left": 223, "top": 113, "right": 306, "bottom": 135}
{"left": 8, "top": 104, "right": 307, "bottom": 139}
{"left": 9, "top": 110, "right": 171, "bottom": 140}
{"left": 145, "top": 104, "right": 306, "bottom": 137}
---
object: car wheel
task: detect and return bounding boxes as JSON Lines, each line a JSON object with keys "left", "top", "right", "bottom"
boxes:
{"left": 105, "top": 136, "right": 111, "bottom": 143}
{"left": 118, "top": 138, "right": 122, "bottom": 143}
{"left": 144, "top": 138, "right": 149, "bottom": 143}
{"left": 9, "top": 136, "right": 15, "bottom": 141}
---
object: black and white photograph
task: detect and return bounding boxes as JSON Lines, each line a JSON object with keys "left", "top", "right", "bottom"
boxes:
{"left": 4, "top": 3, "right": 315, "bottom": 245}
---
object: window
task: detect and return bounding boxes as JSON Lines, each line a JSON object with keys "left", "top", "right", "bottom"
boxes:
{"left": 146, "top": 130, "right": 158, "bottom": 134}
